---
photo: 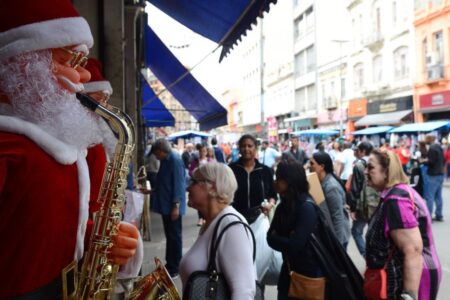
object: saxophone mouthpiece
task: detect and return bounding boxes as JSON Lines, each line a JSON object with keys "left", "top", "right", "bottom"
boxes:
{"left": 76, "top": 93, "right": 99, "bottom": 112}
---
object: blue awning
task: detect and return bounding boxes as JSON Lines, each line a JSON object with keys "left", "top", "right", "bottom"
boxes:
{"left": 141, "top": 78, "right": 175, "bottom": 127}
{"left": 168, "top": 130, "right": 211, "bottom": 140}
{"left": 389, "top": 121, "right": 450, "bottom": 133}
{"left": 144, "top": 25, "right": 227, "bottom": 131}
{"left": 292, "top": 129, "right": 339, "bottom": 136}
{"left": 352, "top": 126, "right": 393, "bottom": 135}
{"left": 147, "top": 0, "right": 277, "bottom": 61}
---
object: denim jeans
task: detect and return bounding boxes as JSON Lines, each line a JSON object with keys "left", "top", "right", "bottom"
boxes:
{"left": 425, "top": 174, "right": 444, "bottom": 219}
{"left": 162, "top": 215, "right": 182, "bottom": 275}
{"left": 351, "top": 218, "right": 367, "bottom": 257}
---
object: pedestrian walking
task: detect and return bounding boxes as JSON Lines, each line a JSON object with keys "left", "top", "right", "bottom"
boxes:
{"left": 364, "top": 149, "right": 441, "bottom": 300}
{"left": 258, "top": 140, "right": 281, "bottom": 172}
{"left": 150, "top": 138, "right": 186, "bottom": 278}
{"left": 229, "top": 135, "right": 277, "bottom": 224}
{"left": 309, "top": 152, "right": 351, "bottom": 249}
{"left": 423, "top": 135, "right": 445, "bottom": 222}
{"left": 281, "top": 136, "right": 308, "bottom": 166}
{"left": 180, "top": 163, "right": 257, "bottom": 299}
{"left": 348, "top": 141, "right": 379, "bottom": 257}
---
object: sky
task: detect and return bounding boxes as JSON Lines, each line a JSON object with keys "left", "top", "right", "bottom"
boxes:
{"left": 145, "top": 3, "right": 238, "bottom": 102}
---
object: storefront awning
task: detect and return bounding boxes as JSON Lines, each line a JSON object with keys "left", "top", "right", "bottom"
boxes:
{"left": 144, "top": 25, "right": 227, "bottom": 131}
{"left": 354, "top": 110, "right": 412, "bottom": 127}
{"left": 389, "top": 120, "right": 450, "bottom": 133}
{"left": 352, "top": 126, "right": 393, "bottom": 135}
{"left": 292, "top": 129, "right": 339, "bottom": 136}
{"left": 141, "top": 78, "right": 175, "bottom": 128}
{"left": 147, "top": 0, "right": 277, "bottom": 61}
{"left": 168, "top": 130, "right": 211, "bottom": 140}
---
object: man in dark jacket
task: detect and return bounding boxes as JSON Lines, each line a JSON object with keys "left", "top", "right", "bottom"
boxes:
{"left": 181, "top": 143, "right": 194, "bottom": 169}
{"left": 424, "top": 134, "right": 445, "bottom": 221}
{"left": 348, "top": 141, "right": 378, "bottom": 257}
{"left": 281, "top": 136, "right": 308, "bottom": 165}
{"left": 211, "top": 137, "right": 226, "bottom": 163}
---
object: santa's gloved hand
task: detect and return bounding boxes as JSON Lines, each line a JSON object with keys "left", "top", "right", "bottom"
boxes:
{"left": 109, "top": 222, "right": 139, "bottom": 265}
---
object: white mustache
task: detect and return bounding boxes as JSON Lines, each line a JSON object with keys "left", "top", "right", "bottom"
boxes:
{"left": 57, "top": 75, "right": 84, "bottom": 93}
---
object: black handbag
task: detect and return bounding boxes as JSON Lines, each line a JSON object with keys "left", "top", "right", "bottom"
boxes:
{"left": 183, "top": 213, "right": 264, "bottom": 300}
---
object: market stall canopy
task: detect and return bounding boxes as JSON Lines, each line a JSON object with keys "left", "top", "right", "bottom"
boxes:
{"left": 389, "top": 120, "right": 450, "bottom": 133}
{"left": 146, "top": 0, "right": 277, "bottom": 61}
{"left": 168, "top": 130, "right": 211, "bottom": 140}
{"left": 144, "top": 25, "right": 227, "bottom": 131}
{"left": 352, "top": 126, "right": 393, "bottom": 135}
{"left": 292, "top": 129, "right": 339, "bottom": 136}
{"left": 141, "top": 78, "right": 175, "bottom": 127}
{"left": 354, "top": 110, "right": 412, "bottom": 127}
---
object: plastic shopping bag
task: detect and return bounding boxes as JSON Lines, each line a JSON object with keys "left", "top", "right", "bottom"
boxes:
{"left": 250, "top": 214, "right": 274, "bottom": 281}
{"left": 124, "top": 189, "right": 145, "bottom": 227}
{"left": 261, "top": 249, "right": 283, "bottom": 285}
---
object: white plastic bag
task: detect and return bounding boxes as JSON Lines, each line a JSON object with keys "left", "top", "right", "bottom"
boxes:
{"left": 261, "top": 248, "right": 283, "bottom": 286}
{"left": 124, "top": 189, "right": 145, "bottom": 227}
{"left": 250, "top": 214, "right": 273, "bottom": 281}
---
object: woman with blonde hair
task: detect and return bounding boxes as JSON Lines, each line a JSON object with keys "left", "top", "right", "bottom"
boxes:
{"left": 364, "top": 149, "right": 441, "bottom": 300}
{"left": 180, "top": 163, "right": 257, "bottom": 299}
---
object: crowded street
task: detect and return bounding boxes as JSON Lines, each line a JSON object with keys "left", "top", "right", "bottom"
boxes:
{"left": 143, "top": 184, "right": 450, "bottom": 299}
{"left": 1, "top": 0, "right": 450, "bottom": 299}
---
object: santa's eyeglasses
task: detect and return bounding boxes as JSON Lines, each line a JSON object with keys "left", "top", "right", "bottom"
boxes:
{"left": 60, "top": 47, "right": 88, "bottom": 69}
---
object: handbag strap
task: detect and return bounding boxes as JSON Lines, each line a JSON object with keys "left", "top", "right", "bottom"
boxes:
{"left": 208, "top": 214, "right": 255, "bottom": 272}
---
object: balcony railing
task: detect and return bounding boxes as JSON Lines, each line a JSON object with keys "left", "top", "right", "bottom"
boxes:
{"left": 324, "top": 97, "right": 338, "bottom": 110}
{"left": 427, "top": 64, "right": 445, "bottom": 82}
{"left": 364, "top": 31, "right": 384, "bottom": 52}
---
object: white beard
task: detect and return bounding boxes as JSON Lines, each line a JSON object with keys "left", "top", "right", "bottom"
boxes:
{"left": 0, "top": 50, "right": 116, "bottom": 152}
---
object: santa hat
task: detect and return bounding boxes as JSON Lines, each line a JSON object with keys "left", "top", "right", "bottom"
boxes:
{"left": 83, "top": 58, "right": 113, "bottom": 95}
{"left": 0, "top": 0, "right": 93, "bottom": 62}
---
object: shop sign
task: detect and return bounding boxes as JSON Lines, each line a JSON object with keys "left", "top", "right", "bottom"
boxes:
{"left": 367, "top": 96, "right": 412, "bottom": 114}
{"left": 267, "top": 116, "right": 278, "bottom": 137}
{"left": 317, "top": 108, "right": 347, "bottom": 124}
{"left": 420, "top": 90, "right": 450, "bottom": 109}
{"left": 348, "top": 98, "right": 367, "bottom": 118}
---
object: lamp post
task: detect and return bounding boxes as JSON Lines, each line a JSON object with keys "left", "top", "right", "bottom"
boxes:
{"left": 331, "top": 39, "right": 349, "bottom": 137}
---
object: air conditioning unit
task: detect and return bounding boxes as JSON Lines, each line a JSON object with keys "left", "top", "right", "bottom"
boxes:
{"left": 325, "top": 97, "right": 337, "bottom": 109}
{"left": 427, "top": 65, "right": 444, "bottom": 81}
{"left": 426, "top": 52, "right": 440, "bottom": 66}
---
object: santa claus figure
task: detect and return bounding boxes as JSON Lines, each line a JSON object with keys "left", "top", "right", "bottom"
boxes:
{"left": 0, "top": 0, "right": 140, "bottom": 298}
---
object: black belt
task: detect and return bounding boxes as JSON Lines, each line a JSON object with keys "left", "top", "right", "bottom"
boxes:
{"left": 9, "top": 276, "right": 63, "bottom": 300}
{"left": 10, "top": 261, "right": 76, "bottom": 300}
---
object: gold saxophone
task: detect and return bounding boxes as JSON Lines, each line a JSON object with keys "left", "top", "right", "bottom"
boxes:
{"left": 74, "top": 94, "right": 180, "bottom": 300}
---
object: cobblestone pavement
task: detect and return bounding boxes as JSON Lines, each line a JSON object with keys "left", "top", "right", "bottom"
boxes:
{"left": 142, "top": 185, "right": 450, "bottom": 299}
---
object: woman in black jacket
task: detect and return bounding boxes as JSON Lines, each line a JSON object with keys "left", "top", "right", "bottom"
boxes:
{"left": 229, "top": 134, "right": 277, "bottom": 224}
{"left": 267, "top": 162, "right": 324, "bottom": 299}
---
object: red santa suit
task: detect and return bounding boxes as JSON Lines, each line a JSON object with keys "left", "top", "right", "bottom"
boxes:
{"left": 86, "top": 143, "right": 107, "bottom": 216}
{"left": 0, "top": 116, "right": 91, "bottom": 298}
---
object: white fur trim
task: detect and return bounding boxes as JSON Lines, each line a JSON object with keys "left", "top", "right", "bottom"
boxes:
{"left": 73, "top": 44, "right": 89, "bottom": 54}
{"left": 84, "top": 81, "right": 113, "bottom": 95}
{"left": 0, "top": 17, "right": 93, "bottom": 61}
{"left": 75, "top": 150, "right": 90, "bottom": 260}
{"left": 0, "top": 115, "right": 78, "bottom": 164}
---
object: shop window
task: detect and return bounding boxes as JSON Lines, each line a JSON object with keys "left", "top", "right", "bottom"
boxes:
{"left": 393, "top": 46, "right": 409, "bottom": 79}
{"left": 373, "top": 55, "right": 383, "bottom": 83}
{"left": 353, "top": 63, "right": 364, "bottom": 89}
{"left": 306, "top": 45, "right": 316, "bottom": 73}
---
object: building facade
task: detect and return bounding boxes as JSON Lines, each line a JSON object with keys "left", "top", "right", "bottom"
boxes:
{"left": 347, "top": 0, "right": 416, "bottom": 130}
{"left": 413, "top": 0, "right": 450, "bottom": 122}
